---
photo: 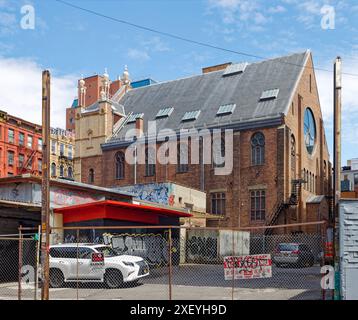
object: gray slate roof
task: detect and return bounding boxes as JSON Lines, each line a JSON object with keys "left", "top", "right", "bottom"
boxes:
{"left": 83, "top": 99, "right": 125, "bottom": 115}
{"left": 105, "top": 51, "right": 308, "bottom": 146}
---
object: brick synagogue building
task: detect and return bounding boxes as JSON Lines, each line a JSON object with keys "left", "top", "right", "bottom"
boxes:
{"left": 73, "top": 51, "right": 332, "bottom": 232}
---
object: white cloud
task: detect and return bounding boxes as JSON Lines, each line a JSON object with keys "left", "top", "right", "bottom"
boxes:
{"left": 127, "top": 48, "right": 150, "bottom": 61}
{"left": 0, "top": 56, "right": 77, "bottom": 129}
{"left": 142, "top": 36, "right": 170, "bottom": 52}
{"left": 207, "top": 0, "right": 264, "bottom": 25}
{"left": 268, "top": 5, "right": 287, "bottom": 13}
{"left": 0, "top": 12, "right": 17, "bottom": 36}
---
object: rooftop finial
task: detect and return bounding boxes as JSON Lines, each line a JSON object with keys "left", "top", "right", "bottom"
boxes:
{"left": 122, "top": 65, "right": 130, "bottom": 84}
{"left": 103, "top": 67, "right": 109, "bottom": 80}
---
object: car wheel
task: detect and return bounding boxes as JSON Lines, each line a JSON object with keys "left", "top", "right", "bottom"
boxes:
{"left": 49, "top": 269, "right": 64, "bottom": 288}
{"left": 105, "top": 269, "right": 123, "bottom": 289}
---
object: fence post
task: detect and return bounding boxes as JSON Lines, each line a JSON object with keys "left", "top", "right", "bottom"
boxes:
{"left": 168, "top": 228, "right": 173, "bottom": 300}
{"left": 76, "top": 229, "right": 79, "bottom": 301}
{"left": 35, "top": 225, "right": 41, "bottom": 300}
{"left": 18, "top": 226, "right": 23, "bottom": 301}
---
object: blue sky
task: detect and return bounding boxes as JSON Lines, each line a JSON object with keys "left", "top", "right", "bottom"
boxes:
{"left": 0, "top": 0, "right": 358, "bottom": 164}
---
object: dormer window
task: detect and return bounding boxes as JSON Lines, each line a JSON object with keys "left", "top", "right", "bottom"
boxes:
{"left": 182, "top": 110, "right": 200, "bottom": 122}
{"left": 216, "top": 104, "right": 236, "bottom": 116}
{"left": 260, "top": 89, "right": 279, "bottom": 101}
{"left": 156, "top": 107, "right": 174, "bottom": 119}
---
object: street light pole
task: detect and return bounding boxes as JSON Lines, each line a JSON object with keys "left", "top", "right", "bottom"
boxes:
{"left": 41, "top": 70, "right": 51, "bottom": 300}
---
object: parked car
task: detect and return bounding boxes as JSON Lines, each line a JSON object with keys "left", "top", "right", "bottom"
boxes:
{"left": 48, "top": 244, "right": 149, "bottom": 288}
{"left": 273, "top": 243, "right": 315, "bottom": 268}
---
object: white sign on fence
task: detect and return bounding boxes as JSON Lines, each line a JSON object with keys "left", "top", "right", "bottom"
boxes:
{"left": 224, "top": 254, "right": 272, "bottom": 280}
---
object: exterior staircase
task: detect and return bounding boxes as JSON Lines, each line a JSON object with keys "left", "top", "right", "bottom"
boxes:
{"left": 264, "top": 179, "right": 303, "bottom": 235}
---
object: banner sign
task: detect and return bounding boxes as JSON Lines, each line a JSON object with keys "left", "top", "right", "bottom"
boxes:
{"left": 224, "top": 254, "right": 272, "bottom": 280}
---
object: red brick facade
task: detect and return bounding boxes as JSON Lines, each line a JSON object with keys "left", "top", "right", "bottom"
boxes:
{"left": 77, "top": 54, "right": 331, "bottom": 231}
{"left": 0, "top": 111, "right": 43, "bottom": 178}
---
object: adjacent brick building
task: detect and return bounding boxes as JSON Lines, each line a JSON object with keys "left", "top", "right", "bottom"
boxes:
{"left": 0, "top": 110, "right": 43, "bottom": 178}
{"left": 74, "top": 51, "right": 332, "bottom": 232}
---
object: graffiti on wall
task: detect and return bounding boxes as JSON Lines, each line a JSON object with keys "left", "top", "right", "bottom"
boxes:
{"left": 50, "top": 187, "right": 104, "bottom": 208}
{"left": 187, "top": 236, "right": 218, "bottom": 260}
{"left": 103, "top": 233, "right": 174, "bottom": 266}
{"left": 117, "top": 183, "right": 174, "bottom": 206}
{"left": 186, "top": 230, "right": 250, "bottom": 263}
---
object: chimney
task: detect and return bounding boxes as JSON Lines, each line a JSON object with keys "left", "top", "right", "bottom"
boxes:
{"left": 202, "top": 62, "right": 232, "bottom": 74}
{"left": 135, "top": 116, "right": 144, "bottom": 137}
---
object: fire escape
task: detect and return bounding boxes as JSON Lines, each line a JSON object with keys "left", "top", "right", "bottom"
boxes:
{"left": 18, "top": 149, "right": 37, "bottom": 175}
{"left": 264, "top": 179, "right": 303, "bottom": 235}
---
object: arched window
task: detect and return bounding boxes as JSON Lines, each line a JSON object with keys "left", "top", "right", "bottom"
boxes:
{"left": 145, "top": 147, "right": 156, "bottom": 177}
{"left": 51, "top": 163, "right": 56, "bottom": 177}
{"left": 115, "top": 151, "right": 125, "bottom": 180}
{"left": 291, "top": 135, "right": 296, "bottom": 178}
{"left": 68, "top": 166, "right": 73, "bottom": 178}
{"left": 251, "top": 132, "right": 265, "bottom": 165}
{"left": 89, "top": 168, "right": 94, "bottom": 184}
{"left": 59, "top": 165, "right": 64, "bottom": 177}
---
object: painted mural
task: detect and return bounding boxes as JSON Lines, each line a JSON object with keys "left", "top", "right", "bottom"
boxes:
{"left": 117, "top": 183, "right": 174, "bottom": 206}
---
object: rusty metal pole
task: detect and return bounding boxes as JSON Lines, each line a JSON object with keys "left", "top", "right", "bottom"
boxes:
{"left": 231, "top": 229, "right": 235, "bottom": 301}
{"left": 168, "top": 228, "right": 173, "bottom": 300}
{"left": 18, "top": 226, "right": 23, "bottom": 300}
{"left": 34, "top": 225, "right": 41, "bottom": 300}
{"left": 41, "top": 70, "right": 51, "bottom": 300}
{"left": 333, "top": 57, "right": 342, "bottom": 300}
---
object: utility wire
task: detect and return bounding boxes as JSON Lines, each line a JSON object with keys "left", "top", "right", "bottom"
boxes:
{"left": 54, "top": 0, "right": 358, "bottom": 78}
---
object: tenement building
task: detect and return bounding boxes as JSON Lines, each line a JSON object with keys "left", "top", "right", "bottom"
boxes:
{"left": 0, "top": 110, "right": 43, "bottom": 178}
{"left": 50, "top": 127, "right": 75, "bottom": 180}
{"left": 74, "top": 51, "right": 332, "bottom": 231}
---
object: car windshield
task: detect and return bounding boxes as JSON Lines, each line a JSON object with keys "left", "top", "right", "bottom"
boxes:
{"left": 95, "top": 246, "right": 119, "bottom": 257}
{"left": 278, "top": 244, "right": 298, "bottom": 251}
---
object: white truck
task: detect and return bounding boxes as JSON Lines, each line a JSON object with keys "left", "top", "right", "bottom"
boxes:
{"left": 48, "top": 243, "right": 149, "bottom": 288}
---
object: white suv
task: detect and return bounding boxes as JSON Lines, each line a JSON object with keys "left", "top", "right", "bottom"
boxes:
{"left": 48, "top": 244, "right": 149, "bottom": 288}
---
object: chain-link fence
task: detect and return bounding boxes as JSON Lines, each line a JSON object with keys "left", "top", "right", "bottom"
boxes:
{"left": 0, "top": 231, "right": 39, "bottom": 300}
{"left": 0, "top": 222, "right": 329, "bottom": 300}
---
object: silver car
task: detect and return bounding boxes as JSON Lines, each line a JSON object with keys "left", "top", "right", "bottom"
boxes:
{"left": 273, "top": 243, "right": 315, "bottom": 268}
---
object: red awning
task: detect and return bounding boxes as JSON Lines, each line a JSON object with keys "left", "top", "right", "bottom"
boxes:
{"left": 54, "top": 200, "right": 192, "bottom": 225}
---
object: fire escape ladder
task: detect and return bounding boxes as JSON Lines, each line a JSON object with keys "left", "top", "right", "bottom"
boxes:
{"left": 20, "top": 150, "right": 36, "bottom": 174}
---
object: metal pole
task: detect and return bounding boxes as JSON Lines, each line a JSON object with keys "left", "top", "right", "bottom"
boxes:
{"left": 41, "top": 70, "right": 51, "bottom": 300}
{"left": 76, "top": 229, "right": 79, "bottom": 301}
{"left": 35, "top": 225, "right": 41, "bottom": 300}
{"left": 231, "top": 229, "right": 235, "bottom": 301}
{"left": 168, "top": 228, "right": 173, "bottom": 300}
{"left": 333, "top": 57, "right": 342, "bottom": 300}
{"left": 18, "top": 226, "right": 23, "bottom": 301}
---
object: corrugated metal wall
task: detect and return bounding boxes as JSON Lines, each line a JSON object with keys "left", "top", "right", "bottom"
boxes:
{"left": 340, "top": 200, "right": 358, "bottom": 300}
